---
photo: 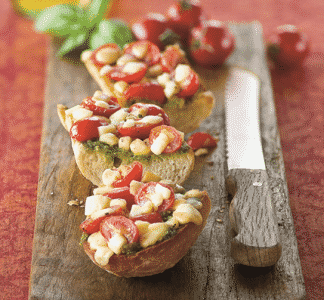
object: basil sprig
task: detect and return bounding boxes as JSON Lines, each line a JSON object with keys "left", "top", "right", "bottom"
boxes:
{"left": 35, "top": 0, "right": 114, "bottom": 57}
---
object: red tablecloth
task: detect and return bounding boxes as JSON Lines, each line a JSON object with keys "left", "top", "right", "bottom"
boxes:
{"left": 1, "top": 0, "right": 323, "bottom": 299}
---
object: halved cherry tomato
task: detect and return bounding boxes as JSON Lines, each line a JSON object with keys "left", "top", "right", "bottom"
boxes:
{"left": 161, "top": 44, "right": 186, "bottom": 72}
{"left": 80, "top": 97, "right": 121, "bottom": 118}
{"left": 149, "top": 125, "right": 183, "bottom": 154}
{"left": 90, "top": 43, "right": 121, "bottom": 68}
{"left": 80, "top": 205, "right": 124, "bottom": 235}
{"left": 104, "top": 63, "right": 147, "bottom": 84}
{"left": 187, "top": 132, "right": 218, "bottom": 151}
{"left": 176, "top": 68, "right": 200, "bottom": 98}
{"left": 129, "top": 103, "right": 171, "bottom": 125}
{"left": 104, "top": 186, "right": 135, "bottom": 211}
{"left": 112, "top": 162, "right": 143, "bottom": 188}
{"left": 123, "top": 41, "right": 161, "bottom": 66}
{"left": 69, "top": 116, "right": 109, "bottom": 142}
{"left": 130, "top": 212, "right": 163, "bottom": 223}
{"left": 100, "top": 215, "right": 139, "bottom": 243}
{"left": 123, "top": 82, "right": 166, "bottom": 106}
{"left": 135, "top": 182, "right": 175, "bottom": 212}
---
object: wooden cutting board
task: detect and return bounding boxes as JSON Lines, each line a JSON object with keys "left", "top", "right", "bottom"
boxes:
{"left": 29, "top": 22, "right": 306, "bottom": 300}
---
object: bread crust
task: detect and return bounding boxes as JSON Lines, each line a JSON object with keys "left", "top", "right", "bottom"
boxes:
{"left": 83, "top": 191, "right": 211, "bottom": 277}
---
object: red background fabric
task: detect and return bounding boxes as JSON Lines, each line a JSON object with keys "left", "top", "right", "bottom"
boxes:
{"left": 1, "top": 0, "right": 323, "bottom": 299}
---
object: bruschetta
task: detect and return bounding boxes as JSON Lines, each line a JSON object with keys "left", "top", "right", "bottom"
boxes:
{"left": 81, "top": 41, "right": 215, "bottom": 133}
{"left": 57, "top": 91, "right": 195, "bottom": 186}
{"left": 79, "top": 168, "right": 211, "bottom": 277}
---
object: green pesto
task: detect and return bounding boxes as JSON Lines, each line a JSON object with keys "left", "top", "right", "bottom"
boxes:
{"left": 159, "top": 210, "right": 173, "bottom": 222}
{"left": 79, "top": 232, "right": 89, "bottom": 246}
{"left": 121, "top": 242, "right": 143, "bottom": 255}
{"left": 83, "top": 140, "right": 191, "bottom": 164}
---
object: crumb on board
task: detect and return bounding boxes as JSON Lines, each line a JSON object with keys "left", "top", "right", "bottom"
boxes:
{"left": 67, "top": 199, "right": 84, "bottom": 206}
{"left": 216, "top": 219, "right": 223, "bottom": 223}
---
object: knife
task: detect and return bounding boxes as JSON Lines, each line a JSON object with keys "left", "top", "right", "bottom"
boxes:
{"left": 224, "top": 67, "right": 282, "bottom": 267}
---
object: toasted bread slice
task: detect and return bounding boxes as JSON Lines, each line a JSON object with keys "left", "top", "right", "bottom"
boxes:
{"left": 81, "top": 42, "right": 215, "bottom": 134}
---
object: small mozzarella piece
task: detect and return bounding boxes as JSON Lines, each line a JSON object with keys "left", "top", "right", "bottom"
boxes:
{"left": 130, "top": 139, "right": 151, "bottom": 155}
{"left": 107, "top": 233, "right": 128, "bottom": 255}
{"left": 95, "top": 47, "right": 121, "bottom": 65}
{"left": 184, "top": 189, "right": 204, "bottom": 199}
{"left": 81, "top": 50, "right": 92, "bottom": 62}
{"left": 116, "top": 54, "right": 137, "bottom": 66}
{"left": 90, "top": 207, "right": 114, "bottom": 220}
{"left": 140, "top": 115, "right": 163, "bottom": 124}
{"left": 110, "top": 108, "right": 129, "bottom": 124}
{"left": 102, "top": 169, "right": 121, "bottom": 187}
{"left": 147, "top": 64, "right": 163, "bottom": 77}
{"left": 164, "top": 80, "right": 180, "bottom": 99}
{"left": 65, "top": 105, "right": 81, "bottom": 116}
{"left": 122, "top": 119, "right": 136, "bottom": 128}
{"left": 84, "top": 195, "right": 111, "bottom": 216}
{"left": 94, "top": 246, "right": 114, "bottom": 266}
{"left": 99, "top": 64, "right": 114, "bottom": 76}
{"left": 95, "top": 100, "right": 110, "bottom": 109}
{"left": 165, "top": 216, "right": 180, "bottom": 228}
{"left": 110, "top": 199, "right": 127, "bottom": 210}
{"left": 93, "top": 185, "right": 113, "bottom": 195}
{"left": 129, "top": 201, "right": 154, "bottom": 217}
{"left": 155, "top": 184, "right": 171, "bottom": 199}
{"left": 98, "top": 124, "right": 116, "bottom": 136}
{"left": 131, "top": 107, "right": 148, "bottom": 118}
{"left": 150, "top": 132, "right": 171, "bottom": 155}
{"left": 135, "top": 220, "right": 150, "bottom": 236}
{"left": 65, "top": 105, "right": 93, "bottom": 121}
{"left": 173, "top": 203, "right": 203, "bottom": 225}
{"left": 114, "top": 81, "right": 129, "bottom": 94}
{"left": 194, "top": 148, "right": 209, "bottom": 156}
{"left": 88, "top": 232, "right": 108, "bottom": 251}
{"left": 118, "top": 136, "right": 132, "bottom": 151}
{"left": 129, "top": 180, "right": 144, "bottom": 195}
{"left": 171, "top": 198, "right": 187, "bottom": 211}
{"left": 123, "top": 62, "right": 145, "bottom": 74}
{"left": 140, "top": 222, "right": 169, "bottom": 248}
{"left": 99, "top": 133, "right": 119, "bottom": 146}
{"left": 157, "top": 72, "right": 171, "bottom": 87}
{"left": 149, "top": 192, "right": 164, "bottom": 209}
{"left": 132, "top": 42, "right": 148, "bottom": 59}
{"left": 174, "top": 64, "right": 191, "bottom": 83}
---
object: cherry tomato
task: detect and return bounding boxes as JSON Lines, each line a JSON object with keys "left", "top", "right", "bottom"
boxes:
{"left": 132, "top": 13, "right": 169, "bottom": 50}
{"left": 130, "top": 212, "right": 163, "bottom": 223}
{"left": 135, "top": 182, "right": 175, "bottom": 212}
{"left": 161, "top": 44, "right": 186, "bottom": 72}
{"left": 80, "top": 205, "right": 124, "bottom": 235}
{"left": 90, "top": 43, "right": 121, "bottom": 67}
{"left": 166, "top": 0, "right": 203, "bottom": 45}
{"left": 100, "top": 215, "right": 139, "bottom": 243}
{"left": 267, "top": 24, "right": 310, "bottom": 67}
{"left": 112, "top": 162, "right": 143, "bottom": 188}
{"left": 129, "top": 103, "right": 171, "bottom": 125}
{"left": 104, "top": 186, "right": 135, "bottom": 211}
{"left": 123, "top": 41, "right": 161, "bottom": 66}
{"left": 104, "top": 63, "right": 147, "bottom": 84}
{"left": 187, "top": 132, "right": 218, "bottom": 151}
{"left": 189, "top": 20, "right": 235, "bottom": 68}
{"left": 69, "top": 116, "right": 109, "bottom": 142}
{"left": 149, "top": 125, "right": 183, "bottom": 154}
{"left": 176, "top": 68, "right": 200, "bottom": 98}
{"left": 123, "top": 82, "right": 166, "bottom": 106}
{"left": 80, "top": 97, "right": 121, "bottom": 118}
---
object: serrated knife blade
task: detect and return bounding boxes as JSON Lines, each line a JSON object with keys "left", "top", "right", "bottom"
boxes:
{"left": 224, "top": 68, "right": 282, "bottom": 267}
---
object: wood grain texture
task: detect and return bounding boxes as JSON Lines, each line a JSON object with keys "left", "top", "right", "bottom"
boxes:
{"left": 29, "top": 22, "right": 306, "bottom": 300}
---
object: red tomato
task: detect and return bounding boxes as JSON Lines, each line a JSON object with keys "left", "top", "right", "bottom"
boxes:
{"left": 100, "top": 215, "right": 139, "bottom": 243}
{"left": 104, "top": 63, "right": 147, "bottom": 84}
{"left": 123, "top": 41, "right": 161, "bottom": 66}
{"left": 267, "top": 24, "right": 310, "bottom": 67}
{"left": 130, "top": 212, "right": 163, "bottom": 223}
{"left": 176, "top": 68, "right": 200, "bottom": 98}
{"left": 123, "top": 82, "right": 166, "bottom": 106}
{"left": 187, "top": 132, "right": 218, "bottom": 151}
{"left": 80, "top": 205, "right": 124, "bottom": 235}
{"left": 80, "top": 97, "right": 121, "bottom": 118}
{"left": 104, "top": 186, "right": 135, "bottom": 211}
{"left": 69, "top": 116, "right": 109, "bottom": 142}
{"left": 129, "top": 103, "right": 171, "bottom": 125}
{"left": 135, "top": 182, "right": 175, "bottom": 212}
{"left": 149, "top": 125, "right": 182, "bottom": 154}
{"left": 90, "top": 43, "right": 121, "bottom": 67}
{"left": 132, "top": 13, "right": 168, "bottom": 50}
{"left": 189, "top": 20, "right": 235, "bottom": 68}
{"left": 161, "top": 44, "right": 186, "bottom": 72}
{"left": 166, "top": 0, "right": 203, "bottom": 45}
{"left": 112, "top": 162, "right": 143, "bottom": 188}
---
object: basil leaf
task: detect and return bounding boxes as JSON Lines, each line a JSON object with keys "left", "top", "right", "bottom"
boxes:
{"left": 57, "top": 31, "right": 88, "bottom": 57}
{"left": 35, "top": 4, "right": 78, "bottom": 37}
{"left": 87, "top": 0, "right": 113, "bottom": 24}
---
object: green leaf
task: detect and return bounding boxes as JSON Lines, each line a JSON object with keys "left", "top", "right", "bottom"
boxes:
{"left": 57, "top": 31, "right": 88, "bottom": 57}
{"left": 87, "top": 0, "right": 114, "bottom": 24}
{"left": 35, "top": 4, "right": 80, "bottom": 37}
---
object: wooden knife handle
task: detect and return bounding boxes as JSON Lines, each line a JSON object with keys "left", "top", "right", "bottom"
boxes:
{"left": 226, "top": 169, "right": 282, "bottom": 267}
